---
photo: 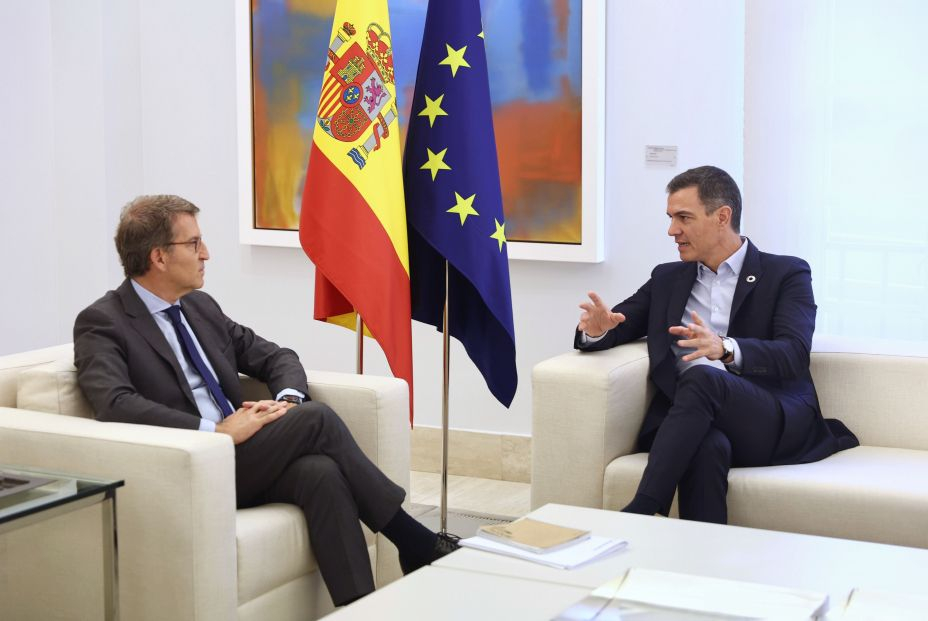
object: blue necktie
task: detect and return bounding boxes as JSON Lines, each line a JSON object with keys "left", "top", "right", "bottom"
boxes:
{"left": 164, "top": 305, "right": 234, "bottom": 418}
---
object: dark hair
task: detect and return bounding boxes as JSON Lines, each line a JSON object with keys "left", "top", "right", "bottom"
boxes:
{"left": 115, "top": 195, "right": 200, "bottom": 277}
{"left": 666, "top": 166, "right": 742, "bottom": 233}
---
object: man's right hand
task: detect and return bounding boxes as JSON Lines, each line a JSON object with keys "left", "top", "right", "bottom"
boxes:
{"left": 216, "top": 399, "right": 291, "bottom": 445}
{"left": 578, "top": 291, "right": 626, "bottom": 337}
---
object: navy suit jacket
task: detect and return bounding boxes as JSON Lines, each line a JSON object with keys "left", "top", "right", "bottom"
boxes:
{"left": 74, "top": 279, "right": 308, "bottom": 430}
{"left": 576, "top": 241, "right": 857, "bottom": 464}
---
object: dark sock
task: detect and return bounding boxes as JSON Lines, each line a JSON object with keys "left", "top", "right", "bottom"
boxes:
{"left": 381, "top": 508, "right": 437, "bottom": 570}
{"left": 622, "top": 493, "right": 661, "bottom": 516}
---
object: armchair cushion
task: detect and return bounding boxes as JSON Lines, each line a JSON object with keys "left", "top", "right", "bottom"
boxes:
{"left": 603, "top": 446, "right": 928, "bottom": 548}
{"left": 237, "top": 504, "right": 312, "bottom": 604}
{"left": 17, "top": 357, "right": 93, "bottom": 418}
{"left": 811, "top": 353, "right": 928, "bottom": 450}
{"left": 0, "top": 343, "right": 74, "bottom": 407}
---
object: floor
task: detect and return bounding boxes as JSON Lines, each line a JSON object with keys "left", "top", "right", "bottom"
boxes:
{"left": 408, "top": 470, "right": 531, "bottom": 537}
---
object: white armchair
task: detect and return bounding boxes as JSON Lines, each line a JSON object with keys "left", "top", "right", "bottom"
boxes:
{"left": 0, "top": 344, "right": 410, "bottom": 621}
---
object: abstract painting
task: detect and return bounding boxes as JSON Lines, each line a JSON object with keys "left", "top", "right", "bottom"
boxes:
{"left": 240, "top": 0, "right": 603, "bottom": 260}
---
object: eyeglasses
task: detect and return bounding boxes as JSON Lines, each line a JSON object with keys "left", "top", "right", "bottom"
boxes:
{"left": 166, "top": 237, "right": 203, "bottom": 253}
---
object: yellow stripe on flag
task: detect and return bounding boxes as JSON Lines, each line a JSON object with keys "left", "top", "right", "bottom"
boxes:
{"left": 325, "top": 312, "right": 374, "bottom": 337}
{"left": 312, "top": 0, "right": 408, "bottom": 273}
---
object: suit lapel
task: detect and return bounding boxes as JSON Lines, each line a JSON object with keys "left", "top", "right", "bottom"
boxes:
{"left": 731, "top": 241, "right": 763, "bottom": 320}
{"left": 117, "top": 280, "right": 198, "bottom": 410}
{"left": 648, "top": 264, "right": 695, "bottom": 398}
{"left": 665, "top": 262, "right": 698, "bottom": 328}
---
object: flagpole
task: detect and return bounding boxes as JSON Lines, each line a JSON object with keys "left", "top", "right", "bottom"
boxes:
{"left": 440, "top": 259, "right": 451, "bottom": 533}
{"left": 356, "top": 314, "right": 364, "bottom": 374}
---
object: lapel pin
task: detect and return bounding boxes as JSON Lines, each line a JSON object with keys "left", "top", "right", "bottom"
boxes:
{"left": 746, "top": 275, "right": 757, "bottom": 283}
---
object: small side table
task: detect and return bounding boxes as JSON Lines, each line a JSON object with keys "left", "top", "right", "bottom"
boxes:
{"left": 0, "top": 465, "right": 124, "bottom": 620}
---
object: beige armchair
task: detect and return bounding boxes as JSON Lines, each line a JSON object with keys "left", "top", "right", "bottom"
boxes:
{"left": 0, "top": 344, "right": 410, "bottom": 621}
{"left": 532, "top": 341, "right": 928, "bottom": 548}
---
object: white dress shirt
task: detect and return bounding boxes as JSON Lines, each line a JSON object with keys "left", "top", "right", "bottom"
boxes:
{"left": 672, "top": 239, "right": 747, "bottom": 374}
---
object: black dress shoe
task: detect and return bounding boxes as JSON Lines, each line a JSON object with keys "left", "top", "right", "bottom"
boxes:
{"left": 431, "top": 531, "right": 461, "bottom": 561}
{"left": 399, "top": 531, "right": 461, "bottom": 575}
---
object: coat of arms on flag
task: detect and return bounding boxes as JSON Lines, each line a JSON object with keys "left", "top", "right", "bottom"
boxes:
{"left": 316, "top": 22, "right": 398, "bottom": 170}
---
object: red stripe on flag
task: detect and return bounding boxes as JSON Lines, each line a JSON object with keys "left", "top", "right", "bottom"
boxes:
{"left": 299, "top": 143, "right": 414, "bottom": 422}
{"left": 319, "top": 83, "right": 340, "bottom": 114}
{"left": 320, "top": 102, "right": 339, "bottom": 121}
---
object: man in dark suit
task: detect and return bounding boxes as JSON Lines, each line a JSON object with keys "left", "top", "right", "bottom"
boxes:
{"left": 74, "top": 195, "right": 457, "bottom": 607}
{"left": 576, "top": 166, "right": 858, "bottom": 523}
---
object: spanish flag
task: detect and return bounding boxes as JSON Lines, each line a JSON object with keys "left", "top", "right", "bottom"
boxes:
{"left": 299, "top": 0, "right": 413, "bottom": 421}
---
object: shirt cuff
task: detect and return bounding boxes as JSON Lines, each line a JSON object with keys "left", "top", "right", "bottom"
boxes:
{"left": 198, "top": 418, "right": 217, "bottom": 432}
{"left": 276, "top": 388, "right": 306, "bottom": 402}
{"left": 724, "top": 338, "right": 743, "bottom": 372}
{"left": 580, "top": 331, "right": 608, "bottom": 344}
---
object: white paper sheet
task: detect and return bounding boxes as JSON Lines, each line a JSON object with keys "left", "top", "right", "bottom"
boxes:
{"left": 615, "top": 568, "right": 829, "bottom": 619}
{"left": 460, "top": 534, "right": 627, "bottom": 569}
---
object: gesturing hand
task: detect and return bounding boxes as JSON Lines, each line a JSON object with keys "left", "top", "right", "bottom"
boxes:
{"left": 216, "top": 399, "right": 291, "bottom": 445}
{"left": 668, "top": 311, "right": 725, "bottom": 362}
{"left": 578, "top": 291, "right": 626, "bottom": 338}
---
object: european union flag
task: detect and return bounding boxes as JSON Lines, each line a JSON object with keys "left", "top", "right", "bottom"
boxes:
{"left": 403, "top": 0, "right": 517, "bottom": 407}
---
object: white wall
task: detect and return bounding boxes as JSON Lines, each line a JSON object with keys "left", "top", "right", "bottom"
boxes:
{"left": 744, "top": 1, "right": 928, "bottom": 355}
{"left": 1, "top": 1, "right": 130, "bottom": 355}
{"left": 0, "top": 0, "right": 743, "bottom": 436}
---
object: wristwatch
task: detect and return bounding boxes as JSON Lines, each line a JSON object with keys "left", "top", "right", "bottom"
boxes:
{"left": 279, "top": 394, "right": 304, "bottom": 406}
{"left": 719, "top": 335, "right": 735, "bottom": 364}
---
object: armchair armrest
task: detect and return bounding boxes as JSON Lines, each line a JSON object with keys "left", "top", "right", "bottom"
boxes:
{"left": 239, "top": 371, "right": 410, "bottom": 493}
{"left": 531, "top": 342, "right": 651, "bottom": 510}
{"left": 0, "top": 407, "right": 238, "bottom": 621}
{"left": 240, "top": 370, "right": 410, "bottom": 586}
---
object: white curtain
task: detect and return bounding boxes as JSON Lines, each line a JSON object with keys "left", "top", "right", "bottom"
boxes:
{"left": 745, "top": 0, "right": 927, "bottom": 354}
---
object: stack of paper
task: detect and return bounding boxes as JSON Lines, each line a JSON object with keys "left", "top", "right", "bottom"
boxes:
{"left": 553, "top": 568, "right": 830, "bottom": 620}
{"left": 460, "top": 518, "right": 626, "bottom": 569}
{"left": 841, "top": 588, "right": 928, "bottom": 620}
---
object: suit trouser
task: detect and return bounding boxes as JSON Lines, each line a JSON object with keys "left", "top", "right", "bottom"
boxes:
{"left": 637, "top": 365, "right": 788, "bottom": 524}
{"left": 234, "top": 402, "right": 406, "bottom": 606}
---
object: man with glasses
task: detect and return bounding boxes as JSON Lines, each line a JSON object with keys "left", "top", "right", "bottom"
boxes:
{"left": 73, "top": 195, "right": 457, "bottom": 607}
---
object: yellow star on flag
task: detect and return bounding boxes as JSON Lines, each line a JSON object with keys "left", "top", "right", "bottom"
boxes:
{"left": 490, "top": 218, "right": 507, "bottom": 251}
{"left": 421, "top": 147, "right": 451, "bottom": 181}
{"left": 439, "top": 44, "right": 470, "bottom": 77}
{"left": 418, "top": 94, "right": 448, "bottom": 128}
{"left": 478, "top": 31, "right": 485, "bottom": 39}
{"left": 447, "top": 192, "right": 479, "bottom": 225}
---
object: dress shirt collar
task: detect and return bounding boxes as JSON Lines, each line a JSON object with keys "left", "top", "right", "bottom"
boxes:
{"left": 131, "top": 279, "right": 176, "bottom": 315}
{"left": 697, "top": 237, "right": 748, "bottom": 279}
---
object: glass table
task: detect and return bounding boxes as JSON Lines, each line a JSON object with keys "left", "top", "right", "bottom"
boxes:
{"left": 0, "top": 464, "right": 124, "bottom": 620}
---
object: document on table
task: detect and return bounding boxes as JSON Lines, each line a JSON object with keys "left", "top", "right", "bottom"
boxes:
{"left": 552, "top": 568, "right": 830, "bottom": 620}
{"left": 459, "top": 533, "right": 627, "bottom": 569}
{"left": 478, "top": 518, "right": 591, "bottom": 553}
{"left": 841, "top": 587, "right": 928, "bottom": 620}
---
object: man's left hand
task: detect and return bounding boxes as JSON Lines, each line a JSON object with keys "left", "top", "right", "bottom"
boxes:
{"left": 669, "top": 311, "right": 725, "bottom": 362}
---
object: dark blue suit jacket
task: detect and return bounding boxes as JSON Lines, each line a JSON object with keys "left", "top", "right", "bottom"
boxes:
{"left": 576, "top": 241, "right": 857, "bottom": 464}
